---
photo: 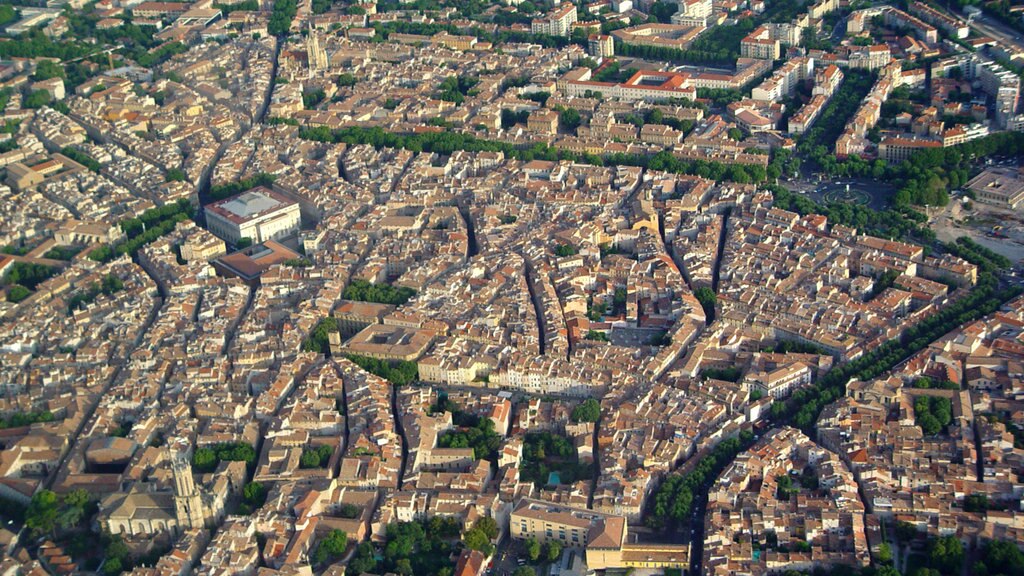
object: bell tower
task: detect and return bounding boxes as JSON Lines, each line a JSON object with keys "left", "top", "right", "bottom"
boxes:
{"left": 170, "top": 440, "right": 207, "bottom": 530}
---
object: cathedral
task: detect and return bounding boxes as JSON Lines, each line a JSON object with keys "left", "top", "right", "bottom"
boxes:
{"left": 100, "top": 441, "right": 223, "bottom": 538}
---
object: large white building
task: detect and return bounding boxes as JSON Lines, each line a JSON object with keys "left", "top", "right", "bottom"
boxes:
{"left": 204, "top": 187, "right": 301, "bottom": 245}
{"left": 531, "top": 4, "right": 577, "bottom": 36}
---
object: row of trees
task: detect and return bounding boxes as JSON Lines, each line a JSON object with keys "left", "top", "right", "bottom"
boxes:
{"left": 772, "top": 271, "right": 1019, "bottom": 432}
{"left": 88, "top": 199, "right": 194, "bottom": 263}
{"left": 208, "top": 172, "right": 275, "bottom": 202}
{"left": 797, "top": 70, "right": 877, "bottom": 168}
{"left": 61, "top": 146, "right": 101, "bottom": 172}
{"left": 298, "top": 125, "right": 781, "bottom": 184}
{"left": 371, "top": 20, "right": 579, "bottom": 50}
{"left": 945, "top": 236, "right": 1011, "bottom": 275}
{"left": 645, "top": 430, "right": 754, "bottom": 530}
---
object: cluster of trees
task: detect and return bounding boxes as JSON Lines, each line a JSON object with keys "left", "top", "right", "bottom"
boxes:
{"left": 25, "top": 489, "right": 94, "bottom": 538}
{"left": 67, "top": 273, "right": 125, "bottom": 312}
{"left": 696, "top": 87, "right": 745, "bottom": 108}
{"left": 60, "top": 146, "right": 101, "bottom": 172}
{"left": 592, "top": 61, "right": 638, "bottom": 83}
{"left": 192, "top": 442, "right": 257, "bottom": 473}
{"left": 622, "top": 108, "right": 696, "bottom": 134}
{"left": 208, "top": 172, "right": 275, "bottom": 202}
{"left": 977, "top": 0, "right": 1024, "bottom": 34}
{"left": 346, "top": 541, "right": 381, "bottom": 574}
{"left": 345, "top": 354, "right": 419, "bottom": 386}
{"left": 766, "top": 340, "right": 826, "bottom": 355}
{"left": 32, "top": 60, "right": 64, "bottom": 81}
{"left": 284, "top": 257, "right": 311, "bottom": 267}
{"left": 694, "top": 286, "right": 716, "bottom": 322}
{"left": 300, "top": 444, "right": 334, "bottom": 468}
{"left": 303, "top": 88, "right": 326, "bottom": 109}
{"left": 267, "top": 116, "right": 300, "bottom": 126}
{"left": 521, "top": 432, "right": 590, "bottom": 486}
{"left": 23, "top": 89, "right": 52, "bottom": 109}
{"left": 435, "top": 75, "right": 479, "bottom": 104}
{"left": 463, "top": 517, "right": 499, "bottom": 557}
{"left": 914, "top": 395, "right": 953, "bottom": 436}
{"left": 0, "top": 28, "right": 94, "bottom": 62}
{"left": 649, "top": 0, "right": 677, "bottom": 22}
{"left": 914, "top": 535, "right": 965, "bottom": 576}
{"left": 770, "top": 185, "right": 932, "bottom": 243}
{"left": 553, "top": 243, "right": 577, "bottom": 257}
{"left": 501, "top": 109, "right": 530, "bottom": 129}
{"left": 372, "top": 520, "right": 458, "bottom": 576}
{"left": 213, "top": 0, "right": 259, "bottom": 13}
{"left": 88, "top": 199, "right": 194, "bottom": 263}
{"left": 302, "top": 317, "right": 338, "bottom": 354}
{"left": 332, "top": 503, "right": 360, "bottom": 519}
{"left": 617, "top": 18, "right": 755, "bottom": 65}
{"left": 585, "top": 329, "right": 610, "bottom": 342}
{"left": 337, "top": 72, "right": 357, "bottom": 87}
{"left": 646, "top": 431, "right": 754, "bottom": 530}
{"left": 912, "top": 376, "right": 959, "bottom": 390}
{"left": 963, "top": 493, "right": 989, "bottom": 513}
{"left": 343, "top": 279, "right": 416, "bottom": 305}
{"left": 3, "top": 261, "right": 57, "bottom": 291}
{"left": 4, "top": 259, "right": 56, "bottom": 301}
{"left": 571, "top": 398, "right": 600, "bottom": 423}
{"left": 126, "top": 40, "right": 187, "bottom": 69}
{"left": 870, "top": 269, "right": 900, "bottom": 299}
{"left": 6, "top": 272, "right": 51, "bottom": 301}
{"left": 438, "top": 415, "right": 502, "bottom": 461}
{"left": 0, "top": 410, "right": 54, "bottom": 429}
{"left": 429, "top": 391, "right": 459, "bottom": 416}
{"left": 0, "top": 243, "right": 30, "bottom": 256}
{"left": 238, "top": 481, "right": 267, "bottom": 515}
{"left": 268, "top": 0, "right": 297, "bottom": 36}
{"left": 522, "top": 537, "right": 562, "bottom": 564}
{"left": 891, "top": 132, "right": 1024, "bottom": 207}
{"left": 43, "top": 245, "right": 80, "bottom": 261}
{"left": 0, "top": 4, "right": 17, "bottom": 27}
{"left": 558, "top": 107, "right": 581, "bottom": 131}
{"left": 802, "top": 26, "right": 832, "bottom": 51}
{"left": 701, "top": 366, "right": 742, "bottom": 382}
{"left": 974, "top": 539, "right": 1024, "bottom": 576}
{"left": 312, "top": 529, "right": 349, "bottom": 565}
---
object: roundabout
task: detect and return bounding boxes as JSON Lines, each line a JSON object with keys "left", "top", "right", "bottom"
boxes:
{"left": 819, "top": 182, "right": 873, "bottom": 206}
